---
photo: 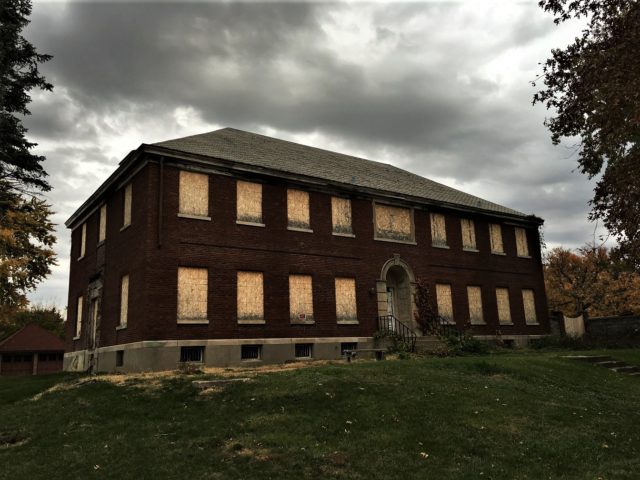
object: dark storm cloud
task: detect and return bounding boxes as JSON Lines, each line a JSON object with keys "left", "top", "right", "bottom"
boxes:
{"left": 23, "top": 1, "right": 602, "bottom": 306}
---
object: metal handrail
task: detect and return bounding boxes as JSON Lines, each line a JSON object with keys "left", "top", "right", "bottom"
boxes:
{"left": 377, "top": 315, "right": 417, "bottom": 352}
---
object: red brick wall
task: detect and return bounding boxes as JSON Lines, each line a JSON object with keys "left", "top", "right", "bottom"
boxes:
{"left": 66, "top": 158, "right": 549, "bottom": 351}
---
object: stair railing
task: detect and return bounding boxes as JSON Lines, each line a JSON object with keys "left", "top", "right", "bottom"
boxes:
{"left": 377, "top": 315, "right": 417, "bottom": 352}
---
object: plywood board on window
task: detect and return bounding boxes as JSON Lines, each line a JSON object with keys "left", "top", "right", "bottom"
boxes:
{"left": 522, "top": 289, "right": 537, "bottom": 324}
{"left": 431, "top": 213, "right": 447, "bottom": 246}
{"left": 237, "top": 271, "right": 264, "bottom": 321}
{"left": 332, "top": 197, "right": 353, "bottom": 234}
{"left": 496, "top": 288, "right": 512, "bottom": 324}
{"left": 80, "top": 223, "right": 86, "bottom": 257}
{"left": 179, "top": 171, "right": 209, "bottom": 217}
{"left": 123, "top": 183, "right": 132, "bottom": 226}
{"left": 76, "top": 296, "right": 83, "bottom": 336}
{"left": 287, "top": 189, "right": 310, "bottom": 229}
{"left": 289, "top": 274, "right": 313, "bottom": 322}
{"left": 177, "top": 267, "right": 208, "bottom": 322}
{"left": 120, "top": 275, "right": 129, "bottom": 326}
{"left": 490, "top": 223, "right": 504, "bottom": 253}
{"left": 99, "top": 205, "right": 107, "bottom": 242}
{"left": 515, "top": 227, "right": 529, "bottom": 257}
{"left": 375, "top": 204, "right": 412, "bottom": 241}
{"left": 467, "top": 286, "right": 484, "bottom": 324}
{"left": 335, "top": 277, "right": 357, "bottom": 321}
{"left": 461, "top": 219, "right": 476, "bottom": 249}
{"left": 436, "top": 283, "right": 454, "bottom": 324}
{"left": 237, "top": 181, "right": 262, "bottom": 223}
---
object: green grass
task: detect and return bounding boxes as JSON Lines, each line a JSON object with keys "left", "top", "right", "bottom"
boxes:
{"left": 2, "top": 351, "right": 640, "bottom": 479}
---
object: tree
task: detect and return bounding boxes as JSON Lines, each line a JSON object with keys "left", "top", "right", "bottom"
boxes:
{"left": 0, "top": 304, "right": 64, "bottom": 339}
{"left": 533, "top": 0, "right": 640, "bottom": 269}
{"left": 0, "top": 0, "right": 56, "bottom": 320}
{"left": 544, "top": 244, "right": 640, "bottom": 317}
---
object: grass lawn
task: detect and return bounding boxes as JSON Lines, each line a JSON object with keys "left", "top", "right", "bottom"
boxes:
{"left": 1, "top": 350, "right": 640, "bottom": 479}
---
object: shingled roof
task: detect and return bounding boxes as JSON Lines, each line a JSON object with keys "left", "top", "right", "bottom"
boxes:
{"left": 154, "top": 128, "right": 533, "bottom": 220}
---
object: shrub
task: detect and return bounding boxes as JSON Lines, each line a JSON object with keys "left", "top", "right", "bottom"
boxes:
{"left": 444, "top": 331, "right": 490, "bottom": 355}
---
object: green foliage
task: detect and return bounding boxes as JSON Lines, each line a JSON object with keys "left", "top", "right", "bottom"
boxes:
{"left": 530, "top": 331, "right": 640, "bottom": 350}
{"left": 0, "top": 0, "right": 56, "bottom": 316}
{"left": 534, "top": 0, "right": 640, "bottom": 269}
{"left": 443, "top": 330, "right": 490, "bottom": 355}
{"left": 373, "top": 329, "right": 413, "bottom": 355}
{"left": 0, "top": 305, "right": 65, "bottom": 339}
{"left": 413, "top": 277, "right": 439, "bottom": 335}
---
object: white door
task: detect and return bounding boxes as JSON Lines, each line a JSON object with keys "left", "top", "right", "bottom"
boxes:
{"left": 386, "top": 287, "right": 396, "bottom": 331}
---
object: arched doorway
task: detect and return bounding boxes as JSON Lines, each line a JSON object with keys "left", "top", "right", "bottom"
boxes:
{"left": 376, "top": 255, "right": 419, "bottom": 333}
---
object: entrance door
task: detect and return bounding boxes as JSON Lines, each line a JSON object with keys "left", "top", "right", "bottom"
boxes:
{"left": 88, "top": 298, "right": 100, "bottom": 372}
{"left": 386, "top": 287, "right": 396, "bottom": 331}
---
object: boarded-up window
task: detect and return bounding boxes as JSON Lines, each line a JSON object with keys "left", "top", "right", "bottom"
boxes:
{"left": 99, "top": 204, "right": 107, "bottom": 242}
{"left": 237, "top": 181, "right": 262, "bottom": 223}
{"left": 287, "top": 189, "right": 310, "bottom": 229}
{"left": 522, "top": 289, "right": 537, "bottom": 324}
{"left": 496, "top": 288, "right": 512, "bottom": 324}
{"left": 332, "top": 197, "right": 353, "bottom": 235}
{"left": 431, "top": 213, "right": 447, "bottom": 246}
{"left": 76, "top": 296, "right": 83, "bottom": 337}
{"left": 123, "top": 183, "right": 132, "bottom": 227}
{"left": 289, "top": 274, "right": 314, "bottom": 322}
{"left": 374, "top": 203, "right": 413, "bottom": 242}
{"left": 120, "top": 275, "right": 129, "bottom": 327}
{"left": 177, "top": 267, "right": 208, "bottom": 323}
{"left": 490, "top": 223, "right": 504, "bottom": 254}
{"left": 237, "top": 271, "right": 264, "bottom": 321}
{"left": 79, "top": 223, "right": 86, "bottom": 258}
{"left": 467, "top": 286, "right": 484, "bottom": 325}
{"left": 461, "top": 219, "right": 476, "bottom": 250}
{"left": 436, "top": 284, "right": 454, "bottom": 324}
{"left": 179, "top": 171, "right": 209, "bottom": 217}
{"left": 335, "top": 277, "right": 357, "bottom": 321}
{"left": 515, "top": 227, "right": 530, "bottom": 257}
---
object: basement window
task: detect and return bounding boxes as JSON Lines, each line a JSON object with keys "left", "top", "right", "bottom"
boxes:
{"left": 295, "top": 343, "right": 313, "bottom": 359}
{"left": 341, "top": 342, "right": 357, "bottom": 354}
{"left": 116, "top": 350, "right": 124, "bottom": 367}
{"left": 180, "top": 346, "right": 204, "bottom": 363}
{"left": 241, "top": 345, "right": 262, "bottom": 361}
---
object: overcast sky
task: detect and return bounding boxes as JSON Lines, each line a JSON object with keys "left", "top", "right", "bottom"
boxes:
{"left": 24, "top": 0, "right": 606, "bottom": 311}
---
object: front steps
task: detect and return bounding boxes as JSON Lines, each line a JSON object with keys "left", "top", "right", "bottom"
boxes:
{"left": 414, "top": 336, "right": 447, "bottom": 354}
{"left": 564, "top": 355, "right": 640, "bottom": 377}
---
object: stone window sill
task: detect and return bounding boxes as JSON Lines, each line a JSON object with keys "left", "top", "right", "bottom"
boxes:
{"left": 116, "top": 324, "right": 127, "bottom": 331}
{"left": 492, "top": 251, "right": 507, "bottom": 256}
{"left": 238, "top": 319, "right": 266, "bottom": 325}
{"left": 470, "top": 321, "right": 486, "bottom": 326}
{"left": 337, "top": 320, "right": 359, "bottom": 325}
{"left": 77, "top": 255, "right": 85, "bottom": 261}
{"left": 432, "top": 243, "right": 450, "bottom": 249}
{"left": 374, "top": 237, "right": 417, "bottom": 245}
{"left": 177, "top": 320, "right": 209, "bottom": 325}
{"left": 287, "top": 226, "right": 313, "bottom": 233}
{"left": 290, "top": 320, "right": 315, "bottom": 325}
{"left": 499, "top": 322, "right": 514, "bottom": 326}
{"left": 517, "top": 255, "right": 532, "bottom": 259}
{"left": 237, "top": 220, "right": 265, "bottom": 228}
{"left": 526, "top": 322, "right": 540, "bottom": 326}
{"left": 178, "top": 213, "right": 211, "bottom": 221}
{"left": 73, "top": 335, "right": 80, "bottom": 341}
{"left": 463, "top": 247, "right": 479, "bottom": 253}
{"left": 332, "top": 232, "right": 355, "bottom": 238}
{"left": 97, "top": 240, "right": 105, "bottom": 247}
{"left": 120, "top": 223, "right": 131, "bottom": 232}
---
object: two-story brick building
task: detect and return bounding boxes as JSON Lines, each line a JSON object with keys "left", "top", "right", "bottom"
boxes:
{"left": 64, "top": 128, "right": 548, "bottom": 372}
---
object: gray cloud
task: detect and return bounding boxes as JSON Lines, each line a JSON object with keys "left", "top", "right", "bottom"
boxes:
{"left": 22, "top": 1, "right": 602, "bottom": 308}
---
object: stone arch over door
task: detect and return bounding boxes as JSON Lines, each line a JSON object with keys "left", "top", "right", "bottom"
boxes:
{"left": 376, "top": 254, "right": 419, "bottom": 334}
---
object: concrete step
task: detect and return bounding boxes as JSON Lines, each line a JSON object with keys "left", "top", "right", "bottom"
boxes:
{"left": 563, "top": 355, "right": 614, "bottom": 363}
{"left": 595, "top": 361, "right": 628, "bottom": 368}
{"left": 612, "top": 366, "right": 640, "bottom": 373}
{"left": 628, "top": 372, "right": 640, "bottom": 377}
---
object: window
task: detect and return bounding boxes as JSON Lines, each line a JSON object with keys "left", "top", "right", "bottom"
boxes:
{"left": 177, "top": 267, "right": 208, "bottom": 323}
{"left": 374, "top": 203, "right": 413, "bottom": 242}
{"left": 335, "top": 277, "right": 357, "bottom": 322}
{"left": 490, "top": 224, "right": 504, "bottom": 254}
{"left": 467, "top": 286, "right": 485, "bottom": 325}
{"left": 496, "top": 288, "right": 512, "bottom": 324}
{"left": 116, "top": 350, "right": 124, "bottom": 367}
{"left": 237, "top": 271, "right": 264, "bottom": 323}
{"left": 99, "top": 204, "right": 107, "bottom": 243}
{"left": 331, "top": 197, "right": 353, "bottom": 235}
{"left": 180, "top": 346, "right": 204, "bottom": 363}
{"left": 179, "top": 171, "right": 209, "bottom": 218}
{"left": 522, "top": 289, "right": 538, "bottom": 325}
{"left": 241, "top": 345, "right": 262, "bottom": 361}
{"left": 75, "top": 296, "right": 83, "bottom": 337}
{"left": 79, "top": 223, "right": 87, "bottom": 259}
{"left": 123, "top": 183, "right": 132, "bottom": 227}
{"left": 431, "top": 213, "right": 447, "bottom": 247}
{"left": 436, "top": 284, "right": 454, "bottom": 324}
{"left": 287, "top": 189, "right": 311, "bottom": 230}
{"left": 461, "top": 219, "right": 477, "bottom": 250}
{"left": 119, "top": 275, "right": 129, "bottom": 327}
{"left": 515, "top": 227, "right": 530, "bottom": 257}
{"left": 295, "top": 343, "right": 313, "bottom": 359}
{"left": 289, "top": 274, "right": 314, "bottom": 323}
{"left": 236, "top": 181, "right": 263, "bottom": 224}
{"left": 341, "top": 342, "right": 357, "bottom": 355}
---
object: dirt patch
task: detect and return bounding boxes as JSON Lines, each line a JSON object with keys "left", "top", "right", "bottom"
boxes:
{"left": 0, "top": 431, "right": 29, "bottom": 450}
{"left": 224, "top": 439, "right": 273, "bottom": 462}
